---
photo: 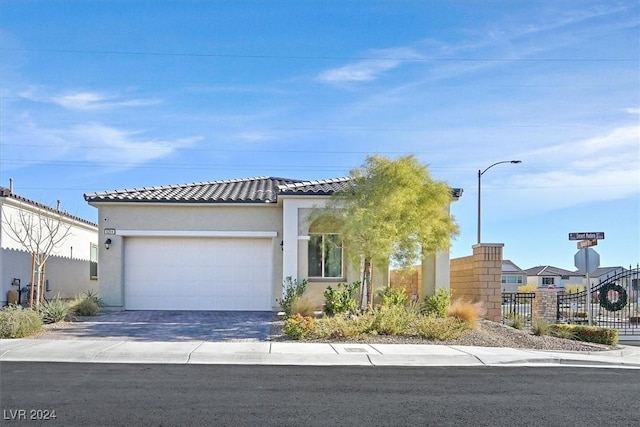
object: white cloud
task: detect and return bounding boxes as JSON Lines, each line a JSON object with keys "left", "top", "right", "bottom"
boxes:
{"left": 317, "top": 47, "right": 422, "bottom": 84}
{"left": 488, "top": 125, "right": 640, "bottom": 217}
{"left": 5, "top": 120, "right": 202, "bottom": 170}
{"left": 20, "top": 88, "right": 161, "bottom": 111}
{"left": 65, "top": 123, "right": 201, "bottom": 166}
{"left": 234, "top": 132, "right": 274, "bottom": 142}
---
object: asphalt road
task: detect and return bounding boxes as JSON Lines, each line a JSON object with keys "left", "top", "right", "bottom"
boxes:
{"left": 1, "top": 363, "right": 638, "bottom": 426}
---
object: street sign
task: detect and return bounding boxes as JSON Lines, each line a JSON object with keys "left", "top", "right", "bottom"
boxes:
{"left": 568, "top": 232, "right": 604, "bottom": 241}
{"left": 577, "top": 239, "right": 598, "bottom": 249}
{"left": 575, "top": 248, "right": 600, "bottom": 274}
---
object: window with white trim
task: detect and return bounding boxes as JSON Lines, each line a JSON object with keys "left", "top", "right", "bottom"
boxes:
{"left": 90, "top": 243, "right": 98, "bottom": 279}
{"left": 308, "top": 234, "right": 343, "bottom": 278}
{"left": 542, "top": 277, "right": 554, "bottom": 285}
{"left": 501, "top": 275, "right": 524, "bottom": 284}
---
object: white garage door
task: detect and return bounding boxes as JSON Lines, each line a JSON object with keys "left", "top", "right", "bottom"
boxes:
{"left": 124, "top": 237, "right": 273, "bottom": 310}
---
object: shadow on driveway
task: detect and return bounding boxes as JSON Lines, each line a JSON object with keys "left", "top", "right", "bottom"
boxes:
{"left": 37, "top": 311, "right": 278, "bottom": 342}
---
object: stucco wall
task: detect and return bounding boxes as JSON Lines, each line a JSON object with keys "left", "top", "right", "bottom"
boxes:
{"left": 1, "top": 197, "right": 98, "bottom": 306}
{"left": 1, "top": 248, "right": 98, "bottom": 305}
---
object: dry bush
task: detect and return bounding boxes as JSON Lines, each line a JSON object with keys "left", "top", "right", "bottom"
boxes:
{"left": 290, "top": 297, "right": 316, "bottom": 317}
{"left": 447, "top": 299, "right": 483, "bottom": 327}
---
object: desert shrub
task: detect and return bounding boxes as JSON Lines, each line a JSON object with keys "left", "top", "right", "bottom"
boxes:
{"left": 564, "top": 284, "right": 585, "bottom": 294}
{"left": 551, "top": 324, "right": 618, "bottom": 346}
{"left": 323, "top": 282, "right": 360, "bottom": 316}
{"left": 532, "top": 319, "right": 551, "bottom": 336}
{"left": 283, "top": 314, "right": 315, "bottom": 340}
{"left": 414, "top": 316, "right": 471, "bottom": 341}
{"left": 517, "top": 284, "right": 537, "bottom": 293}
{"left": 39, "top": 296, "right": 71, "bottom": 324}
{"left": 70, "top": 291, "right": 103, "bottom": 317}
{"left": 505, "top": 313, "right": 526, "bottom": 330}
{"left": 314, "top": 313, "right": 373, "bottom": 339}
{"left": 290, "top": 297, "right": 315, "bottom": 317}
{"left": 422, "top": 288, "right": 451, "bottom": 317}
{"left": 370, "top": 305, "right": 414, "bottom": 335}
{"left": 447, "top": 299, "right": 481, "bottom": 326}
{"left": 378, "top": 286, "right": 408, "bottom": 308}
{"left": 0, "top": 305, "right": 43, "bottom": 338}
{"left": 278, "top": 277, "right": 308, "bottom": 317}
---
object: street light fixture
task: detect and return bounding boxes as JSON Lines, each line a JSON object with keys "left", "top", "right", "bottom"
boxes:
{"left": 477, "top": 160, "right": 522, "bottom": 244}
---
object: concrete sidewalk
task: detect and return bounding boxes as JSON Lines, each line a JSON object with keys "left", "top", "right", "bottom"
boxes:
{"left": 2, "top": 338, "right": 640, "bottom": 368}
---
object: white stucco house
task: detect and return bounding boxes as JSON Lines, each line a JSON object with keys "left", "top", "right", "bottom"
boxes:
{"left": 1, "top": 186, "right": 99, "bottom": 306}
{"left": 501, "top": 260, "right": 527, "bottom": 292}
{"left": 84, "top": 176, "right": 462, "bottom": 312}
{"left": 524, "top": 265, "right": 584, "bottom": 289}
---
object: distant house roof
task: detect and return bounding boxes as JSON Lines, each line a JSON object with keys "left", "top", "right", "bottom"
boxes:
{"left": 502, "top": 260, "right": 526, "bottom": 274}
{"left": 524, "top": 265, "right": 581, "bottom": 277}
{"left": 582, "top": 266, "right": 627, "bottom": 279}
{"left": 85, "top": 176, "right": 464, "bottom": 204}
{"left": 1, "top": 186, "right": 97, "bottom": 227}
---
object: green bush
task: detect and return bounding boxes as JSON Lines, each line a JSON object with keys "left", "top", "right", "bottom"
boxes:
{"left": 551, "top": 324, "right": 618, "bottom": 346}
{"left": 324, "top": 282, "right": 360, "bottom": 316}
{"left": 278, "top": 277, "right": 308, "bottom": 317}
{"left": 370, "top": 305, "right": 414, "bottom": 335}
{"left": 378, "top": 286, "right": 408, "bottom": 308}
{"left": 414, "top": 316, "right": 472, "bottom": 341}
{"left": 39, "top": 296, "right": 71, "bottom": 324}
{"left": 311, "top": 306, "right": 472, "bottom": 341}
{"left": 505, "top": 313, "right": 526, "bottom": 330}
{"left": 0, "top": 305, "right": 43, "bottom": 338}
{"left": 422, "top": 288, "right": 451, "bottom": 317}
{"left": 283, "top": 314, "right": 315, "bottom": 340}
{"left": 69, "top": 291, "right": 103, "bottom": 317}
{"left": 314, "top": 313, "right": 374, "bottom": 340}
{"left": 532, "top": 319, "right": 551, "bottom": 336}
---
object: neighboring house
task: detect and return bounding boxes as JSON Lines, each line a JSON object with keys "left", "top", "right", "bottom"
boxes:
{"left": 1, "top": 186, "right": 99, "bottom": 306}
{"left": 501, "top": 260, "right": 527, "bottom": 292}
{"left": 524, "top": 265, "right": 583, "bottom": 289}
{"left": 84, "top": 176, "right": 462, "bottom": 311}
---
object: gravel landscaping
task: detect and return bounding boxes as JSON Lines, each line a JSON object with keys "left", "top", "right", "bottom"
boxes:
{"left": 269, "top": 319, "right": 617, "bottom": 352}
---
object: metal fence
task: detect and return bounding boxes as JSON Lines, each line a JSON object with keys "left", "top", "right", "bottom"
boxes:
{"left": 501, "top": 292, "right": 535, "bottom": 327}
{"left": 557, "top": 265, "right": 640, "bottom": 335}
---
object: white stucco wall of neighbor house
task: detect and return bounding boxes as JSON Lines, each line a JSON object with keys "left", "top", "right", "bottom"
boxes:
{"left": 1, "top": 199, "right": 98, "bottom": 305}
{"left": 92, "top": 203, "right": 284, "bottom": 310}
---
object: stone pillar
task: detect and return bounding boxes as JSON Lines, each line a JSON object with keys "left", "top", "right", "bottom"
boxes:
{"left": 533, "top": 289, "right": 558, "bottom": 323}
{"left": 472, "top": 244, "right": 503, "bottom": 322}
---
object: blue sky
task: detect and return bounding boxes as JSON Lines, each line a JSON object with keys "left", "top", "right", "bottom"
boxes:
{"left": 1, "top": 0, "right": 638, "bottom": 271}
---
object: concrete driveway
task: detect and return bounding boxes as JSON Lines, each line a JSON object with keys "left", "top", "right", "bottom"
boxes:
{"left": 36, "top": 311, "right": 278, "bottom": 342}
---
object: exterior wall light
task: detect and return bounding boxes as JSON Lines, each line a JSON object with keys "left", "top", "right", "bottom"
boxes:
{"left": 105, "top": 238, "right": 112, "bottom": 250}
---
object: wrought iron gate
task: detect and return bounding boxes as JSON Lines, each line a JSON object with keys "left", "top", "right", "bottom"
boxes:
{"left": 557, "top": 265, "right": 640, "bottom": 336}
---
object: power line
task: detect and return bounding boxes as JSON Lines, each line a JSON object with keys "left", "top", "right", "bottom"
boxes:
{"left": 1, "top": 47, "right": 636, "bottom": 63}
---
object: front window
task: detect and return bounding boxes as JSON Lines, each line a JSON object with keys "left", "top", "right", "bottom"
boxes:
{"left": 90, "top": 243, "right": 98, "bottom": 279}
{"left": 502, "top": 275, "right": 524, "bottom": 284}
{"left": 542, "top": 277, "right": 554, "bottom": 285}
{"left": 308, "top": 234, "right": 343, "bottom": 278}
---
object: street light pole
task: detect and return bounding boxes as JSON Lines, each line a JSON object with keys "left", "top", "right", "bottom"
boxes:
{"left": 477, "top": 160, "right": 522, "bottom": 244}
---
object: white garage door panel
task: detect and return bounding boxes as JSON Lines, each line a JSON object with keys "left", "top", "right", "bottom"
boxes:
{"left": 124, "top": 237, "right": 273, "bottom": 310}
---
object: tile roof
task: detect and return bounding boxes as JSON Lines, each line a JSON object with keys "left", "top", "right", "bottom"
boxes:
{"left": 524, "top": 265, "right": 581, "bottom": 277}
{"left": 1, "top": 186, "right": 98, "bottom": 227}
{"left": 277, "top": 177, "right": 353, "bottom": 196}
{"left": 84, "top": 177, "right": 304, "bottom": 204}
{"left": 84, "top": 175, "right": 464, "bottom": 204}
{"left": 502, "top": 260, "right": 526, "bottom": 274}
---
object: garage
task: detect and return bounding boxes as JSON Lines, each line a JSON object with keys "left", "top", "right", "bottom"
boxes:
{"left": 124, "top": 237, "right": 273, "bottom": 311}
